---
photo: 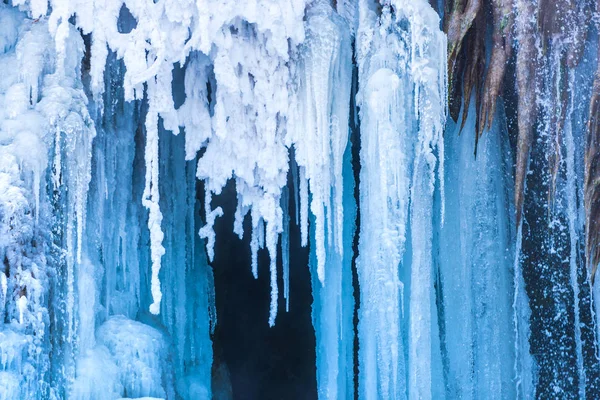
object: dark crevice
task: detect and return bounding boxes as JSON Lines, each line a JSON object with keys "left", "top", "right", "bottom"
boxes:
{"left": 349, "top": 43, "right": 361, "bottom": 400}
{"left": 209, "top": 178, "right": 316, "bottom": 400}
{"left": 117, "top": 4, "right": 137, "bottom": 34}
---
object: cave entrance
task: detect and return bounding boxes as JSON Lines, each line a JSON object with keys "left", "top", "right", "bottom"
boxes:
{"left": 209, "top": 179, "right": 317, "bottom": 400}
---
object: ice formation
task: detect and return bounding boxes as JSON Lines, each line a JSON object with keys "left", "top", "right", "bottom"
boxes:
{"left": 1, "top": 0, "right": 600, "bottom": 399}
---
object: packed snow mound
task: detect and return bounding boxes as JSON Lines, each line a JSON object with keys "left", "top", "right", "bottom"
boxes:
{"left": 116, "top": 397, "right": 165, "bottom": 400}
{"left": 70, "top": 346, "right": 123, "bottom": 400}
{"left": 0, "top": 371, "right": 20, "bottom": 400}
{"left": 0, "top": 330, "right": 29, "bottom": 371}
{"left": 176, "top": 370, "right": 211, "bottom": 400}
{"left": 72, "top": 316, "right": 175, "bottom": 399}
{"left": 96, "top": 316, "right": 174, "bottom": 399}
{"left": 0, "top": 329, "right": 39, "bottom": 398}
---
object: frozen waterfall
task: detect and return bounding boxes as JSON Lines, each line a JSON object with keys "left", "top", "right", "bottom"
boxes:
{"left": 1, "top": 0, "right": 600, "bottom": 399}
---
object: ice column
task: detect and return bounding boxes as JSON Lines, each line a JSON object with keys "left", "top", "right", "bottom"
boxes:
{"left": 293, "top": 2, "right": 354, "bottom": 398}
{"left": 356, "top": 1, "right": 446, "bottom": 398}
{"left": 438, "top": 99, "right": 516, "bottom": 399}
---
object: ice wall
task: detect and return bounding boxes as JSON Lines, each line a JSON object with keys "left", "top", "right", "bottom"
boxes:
{"left": 294, "top": 3, "right": 355, "bottom": 398}
{"left": 0, "top": 5, "right": 94, "bottom": 398}
{"left": 439, "top": 100, "right": 516, "bottom": 399}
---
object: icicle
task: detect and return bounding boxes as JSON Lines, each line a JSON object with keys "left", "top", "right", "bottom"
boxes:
{"left": 514, "top": 0, "right": 538, "bottom": 226}
{"left": 439, "top": 97, "right": 517, "bottom": 399}
{"left": 199, "top": 188, "right": 223, "bottom": 263}
{"left": 17, "top": 295, "right": 27, "bottom": 325}
{"left": 0, "top": 273, "right": 6, "bottom": 314}
{"left": 291, "top": 154, "right": 301, "bottom": 227}
{"left": 143, "top": 80, "right": 166, "bottom": 316}
{"left": 291, "top": 0, "right": 352, "bottom": 283}
{"left": 299, "top": 166, "right": 309, "bottom": 248}
{"left": 179, "top": 53, "right": 212, "bottom": 161}
{"left": 310, "top": 132, "right": 356, "bottom": 399}
{"left": 407, "top": 4, "right": 447, "bottom": 399}
{"left": 267, "top": 221, "right": 279, "bottom": 327}
{"left": 282, "top": 187, "right": 291, "bottom": 312}
{"left": 250, "top": 215, "right": 261, "bottom": 279}
{"left": 77, "top": 258, "right": 96, "bottom": 352}
{"left": 53, "top": 126, "right": 62, "bottom": 189}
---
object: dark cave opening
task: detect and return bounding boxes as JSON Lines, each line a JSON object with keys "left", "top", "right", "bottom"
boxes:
{"left": 209, "top": 179, "right": 317, "bottom": 400}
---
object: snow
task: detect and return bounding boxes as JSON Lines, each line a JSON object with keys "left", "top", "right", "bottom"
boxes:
{"left": 0, "top": 7, "right": 19, "bottom": 54}
{"left": 0, "top": 371, "right": 21, "bottom": 400}
{"left": 0, "top": 329, "right": 39, "bottom": 398}
{"left": 70, "top": 347, "right": 123, "bottom": 400}
{"left": 176, "top": 371, "right": 211, "bottom": 400}
{"left": 96, "top": 316, "right": 174, "bottom": 399}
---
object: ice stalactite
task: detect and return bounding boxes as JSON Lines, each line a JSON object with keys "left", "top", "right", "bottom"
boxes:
{"left": 158, "top": 118, "right": 216, "bottom": 397}
{"left": 192, "top": 1, "right": 306, "bottom": 327}
{"left": 178, "top": 53, "right": 212, "bottom": 162}
{"left": 292, "top": 3, "right": 355, "bottom": 398}
{"left": 35, "top": 18, "right": 96, "bottom": 359}
{"left": 355, "top": 1, "right": 446, "bottom": 398}
{"left": 508, "top": 3, "right": 539, "bottom": 399}
{"left": 512, "top": 223, "right": 536, "bottom": 399}
{"left": 565, "top": 69, "right": 586, "bottom": 399}
{"left": 282, "top": 186, "right": 291, "bottom": 312}
{"left": 69, "top": 46, "right": 216, "bottom": 398}
{"left": 289, "top": 0, "right": 352, "bottom": 285}
{"left": 16, "top": 0, "right": 307, "bottom": 324}
{"left": 84, "top": 52, "right": 141, "bottom": 323}
{"left": 143, "top": 78, "right": 166, "bottom": 316}
{"left": 308, "top": 146, "right": 356, "bottom": 400}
